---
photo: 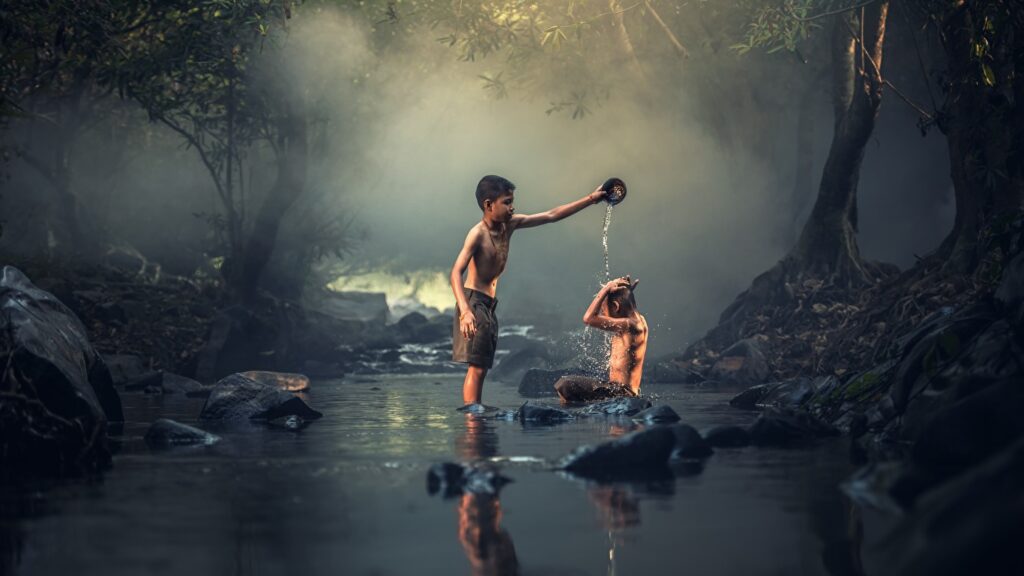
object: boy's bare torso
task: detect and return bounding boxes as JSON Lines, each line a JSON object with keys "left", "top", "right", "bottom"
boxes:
{"left": 608, "top": 313, "right": 648, "bottom": 394}
{"left": 464, "top": 222, "right": 512, "bottom": 297}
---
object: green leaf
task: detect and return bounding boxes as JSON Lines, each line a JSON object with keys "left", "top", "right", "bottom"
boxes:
{"left": 981, "top": 63, "right": 995, "bottom": 87}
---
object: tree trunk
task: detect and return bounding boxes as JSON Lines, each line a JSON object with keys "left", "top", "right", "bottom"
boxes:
{"left": 790, "top": 3, "right": 889, "bottom": 287}
{"left": 937, "top": 2, "right": 1023, "bottom": 273}
{"left": 233, "top": 101, "right": 308, "bottom": 303}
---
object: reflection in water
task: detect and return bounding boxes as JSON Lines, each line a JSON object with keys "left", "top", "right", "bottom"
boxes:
{"left": 454, "top": 416, "right": 520, "bottom": 575}
{"left": 588, "top": 486, "right": 639, "bottom": 576}
{"left": 458, "top": 493, "right": 519, "bottom": 576}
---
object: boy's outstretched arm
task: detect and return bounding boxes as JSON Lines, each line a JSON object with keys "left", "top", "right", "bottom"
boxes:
{"left": 582, "top": 278, "right": 633, "bottom": 333}
{"left": 512, "top": 185, "right": 605, "bottom": 230}
{"left": 451, "top": 228, "right": 479, "bottom": 339}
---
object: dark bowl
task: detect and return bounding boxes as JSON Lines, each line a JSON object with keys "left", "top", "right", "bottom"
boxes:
{"left": 601, "top": 177, "right": 627, "bottom": 206}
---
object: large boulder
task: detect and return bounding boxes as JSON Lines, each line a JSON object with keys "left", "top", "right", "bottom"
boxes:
{"left": 708, "top": 338, "right": 770, "bottom": 385}
{"left": 518, "top": 368, "right": 583, "bottom": 398}
{"left": 0, "top": 266, "right": 123, "bottom": 476}
{"left": 321, "top": 290, "right": 389, "bottom": 325}
{"left": 559, "top": 426, "right": 676, "bottom": 478}
{"left": 199, "top": 373, "right": 322, "bottom": 422}
{"left": 879, "top": 437, "right": 1024, "bottom": 576}
{"left": 490, "top": 343, "right": 555, "bottom": 384}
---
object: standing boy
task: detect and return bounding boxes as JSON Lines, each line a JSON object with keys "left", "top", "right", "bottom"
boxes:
{"left": 554, "top": 275, "right": 648, "bottom": 403}
{"left": 451, "top": 175, "right": 608, "bottom": 405}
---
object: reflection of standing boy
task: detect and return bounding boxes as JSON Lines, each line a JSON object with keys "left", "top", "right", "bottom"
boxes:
{"left": 451, "top": 175, "right": 608, "bottom": 405}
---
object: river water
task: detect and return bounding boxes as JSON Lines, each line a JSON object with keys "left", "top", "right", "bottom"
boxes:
{"left": 1, "top": 376, "right": 865, "bottom": 576}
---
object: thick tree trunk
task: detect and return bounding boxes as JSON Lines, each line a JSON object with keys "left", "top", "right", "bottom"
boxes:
{"left": 232, "top": 101, "right": 308, "bottom": 303}
{"left": 938, "top": 2, "right": 1023, "bottom": 273}
{"left": 790, "top": 3, "right": 889, "bottom": 287}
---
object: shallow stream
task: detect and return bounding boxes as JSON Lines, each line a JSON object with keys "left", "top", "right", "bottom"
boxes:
{"left": 1, "top": 376, "right": 867, "bottom": 576}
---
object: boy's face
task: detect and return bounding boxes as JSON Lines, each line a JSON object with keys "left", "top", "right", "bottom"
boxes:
{"left": 485, "top": 193, "right": 515, "bottom": 222}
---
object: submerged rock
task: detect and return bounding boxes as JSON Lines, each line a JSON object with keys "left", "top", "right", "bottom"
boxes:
{"left": 518, "top": 402, "right": 573, "bottom": 423}
{"left": 703, "top": 425, "right": 751, "bottom": 448}
{"left": 426, "top": 462, "right": 511, "bottom": 498}
{"left": 145, "top": 418, "right": 221, "bottom": 448}
{"left": 632, "top": 405, "right": 681, "bottom": 424}
{"left": 199, "top": 373, "right": 322, "bottom": 422}
{"left": 747, "top": 408, "right": 838, "bottom": 446}
{"left": 559, "top": 426, "right": 676, "bottom": 478}
{"left": 576, "top": 396, "right": 651, "bottom": 417}
{"left": 669, "top": 424, "right": 713, "bottom": 459}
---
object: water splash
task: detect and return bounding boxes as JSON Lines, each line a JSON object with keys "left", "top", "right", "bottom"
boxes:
{"left": 575, "top": 204, "right": 615, "bottom": 375}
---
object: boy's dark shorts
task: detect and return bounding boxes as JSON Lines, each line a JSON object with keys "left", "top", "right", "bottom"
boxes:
{"left": 554, "top": 375, "right": 637, "bottom": 404}
{"left": 452, "top": 288, "right": 499, "bottom": 369}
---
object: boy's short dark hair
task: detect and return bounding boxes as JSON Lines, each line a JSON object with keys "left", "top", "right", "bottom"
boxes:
{"left": 476, "top": 175, "right": 516, "bottom": 210}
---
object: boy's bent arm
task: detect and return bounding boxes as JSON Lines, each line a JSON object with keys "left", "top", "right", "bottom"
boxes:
{"left": 582, "top": 280, "right": 632, "bottom": 333}
{"left": 512, "top": 186, "right": 604, "bottom": 230}
{"left": 451, "top": 229, "right": 478, "bottom": 338}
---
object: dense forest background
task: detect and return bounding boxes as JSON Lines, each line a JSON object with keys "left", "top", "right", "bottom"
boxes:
{"left": 1, "top": 0, "right": 1019, "bottom": 356}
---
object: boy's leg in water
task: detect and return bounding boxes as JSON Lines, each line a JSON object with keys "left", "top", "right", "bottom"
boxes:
{"left": 463, "top": 365, "right": 488, "bottom": 405}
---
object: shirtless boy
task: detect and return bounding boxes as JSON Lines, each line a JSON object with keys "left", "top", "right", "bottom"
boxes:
{"left": 451, "top": 175, "right": 609, "bottom": 405}
{"left": 554, "top": 276, "right": 648, "bottom": 403}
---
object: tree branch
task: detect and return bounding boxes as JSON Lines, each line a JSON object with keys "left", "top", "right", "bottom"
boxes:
{"left": 644, "top": 0, "right": 688, "bottom": 58}
{"left": 787, "top": 0, "right": 881, "bottom": 23}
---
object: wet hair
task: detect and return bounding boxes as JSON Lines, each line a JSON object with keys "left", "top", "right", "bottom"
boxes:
{"left": 608, "top": 285, "right": 637, "bottom": 315}
{"left": 475, "top": 175, "right": 516, "bottom": 210}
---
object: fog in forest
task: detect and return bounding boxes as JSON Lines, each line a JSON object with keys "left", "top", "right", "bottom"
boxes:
{"left": 0, "top": 6, "right": 954, "bottom": 355}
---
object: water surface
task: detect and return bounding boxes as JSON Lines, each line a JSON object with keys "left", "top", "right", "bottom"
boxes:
{"left": 2, "top": 376, "right": 862, "bottom": 576}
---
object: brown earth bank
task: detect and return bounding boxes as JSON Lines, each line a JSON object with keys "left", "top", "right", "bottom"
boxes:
{"left": 667, "top": 214, "right": 1024, "bottom": 575}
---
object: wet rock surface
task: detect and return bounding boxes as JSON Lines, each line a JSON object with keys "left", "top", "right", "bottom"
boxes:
{"left": 631, "top": 405, "right": 681, "bottom": 424}
{"left": 1, "top": 266, "right": 122, "bottom": 476}
{"left": 559, "top": 426, "right": 676, "bottom": 478}
{"left": 576, "top": 396, "right": 651, "bottom": 417}
{"left": 199, "top": 373, "right": 322, "bottom": 423}
{"left": 669, "top": 424, "right": 713, "bottom": 460}
{"left": 145, "top": 418, "right": 221, "bottom": 447}
{"left": 517, "top": 402, "right": 574, "bottom": 423}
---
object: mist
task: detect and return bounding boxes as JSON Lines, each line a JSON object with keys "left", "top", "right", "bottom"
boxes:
{"left": 0, "top": 4, "right": 953, "bottom": 356}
